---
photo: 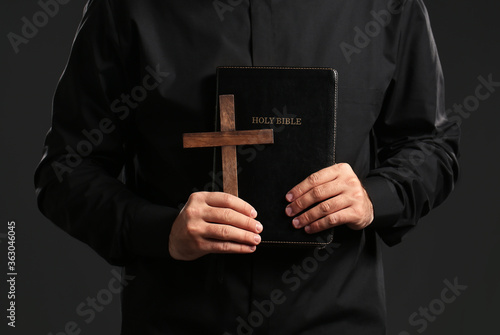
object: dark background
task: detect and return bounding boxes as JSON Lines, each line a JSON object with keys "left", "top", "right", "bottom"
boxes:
{"left": 1, "top": 1, "right": 499, "bottom": 334}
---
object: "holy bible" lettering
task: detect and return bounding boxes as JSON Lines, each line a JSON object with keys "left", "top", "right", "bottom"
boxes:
{"left": 252, "top": 116, "right": 302, "bottom": 126}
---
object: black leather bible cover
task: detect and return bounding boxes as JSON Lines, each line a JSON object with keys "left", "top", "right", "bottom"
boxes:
{"left": 215, "top": 66, "right": 338, "bottom": 246}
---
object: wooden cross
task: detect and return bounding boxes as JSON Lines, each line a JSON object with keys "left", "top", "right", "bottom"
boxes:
{"left": 183, "top": 95, "right": 274, "bottom": 196}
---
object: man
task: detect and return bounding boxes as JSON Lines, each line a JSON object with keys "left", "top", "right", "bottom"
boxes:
{"left": 35, "top": 0, "right": 459, "bottom": 334}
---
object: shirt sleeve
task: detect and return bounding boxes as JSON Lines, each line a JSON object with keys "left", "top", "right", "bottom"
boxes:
{"left": 362, "top": 0, "right": 460, "bottom": 246}
{"left": 34, "top": 0, "right": 178, "bottom": 265}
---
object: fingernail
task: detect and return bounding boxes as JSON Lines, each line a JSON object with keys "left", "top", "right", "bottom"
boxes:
{"left": 250, "top": 246, "right": 257, "bottom": 252}
{"left": 251, "top": 209, "right": 258, "bottom": 218}
{"left": 286, "top": 193, "right": 293, "bottom": 202}
{"left": 292, "top": 218, "right": 300, "bottom": 228}
{"left": 305, "top": 226, "right": 311, "bottom": 234}
{"left": 254, "top": 235, "right": 261, "bottom": 243}
{"left": 285, "top": 206, "right": 293, "bottom": 216}
{"left": 256, "top": 222, "right": 263, "bottom": 232}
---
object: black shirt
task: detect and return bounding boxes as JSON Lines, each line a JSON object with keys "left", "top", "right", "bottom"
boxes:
{"left": 35, "top": 0, "right": 459, "bottom": 334}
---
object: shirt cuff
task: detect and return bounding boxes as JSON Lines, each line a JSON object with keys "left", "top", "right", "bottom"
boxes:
{"left": 127, "top": 202, "right": 180, "bottom": 259}
{"left": 362, "top": 176, "right": 405, "bottom": 244}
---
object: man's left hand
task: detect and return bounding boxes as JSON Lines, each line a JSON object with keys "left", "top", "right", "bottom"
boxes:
{"left": 285, "top": 163, "right": 374, "bottom": 233}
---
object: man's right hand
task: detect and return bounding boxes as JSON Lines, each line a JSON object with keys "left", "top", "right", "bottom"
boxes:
{"left": 168, "top": 192, "right": 263, "bottom": 261}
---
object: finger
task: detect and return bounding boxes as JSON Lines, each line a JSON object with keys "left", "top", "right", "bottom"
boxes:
{"left": 203, "top": 223, "right": 261, "bottom": 246}
{"left": 205, "top": 192, "right": 258, "bottom": 218}
{"left": 286, "top": 163, "right": 354, "bottom": 203}
{"left": 286, "top": 165, "right": 341, "bottom": 202}
{"left": 203, "top": 207, "right": 263, "bottom": 233}
{"left": 303, "top": 207, "right": 358, "bottom": 234}
{"left": 202, "top": 240, "right": 258, "bottom": 255}
{"left": 292, "top": 195, "right": 351, "bottom": 229}
{"left": 285, "top": 180, "right": 344, "bottom": 217}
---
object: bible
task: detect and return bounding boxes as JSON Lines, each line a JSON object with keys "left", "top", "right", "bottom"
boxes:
{"left": 214, "top": 66, "right": 338, "bottom": 246}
